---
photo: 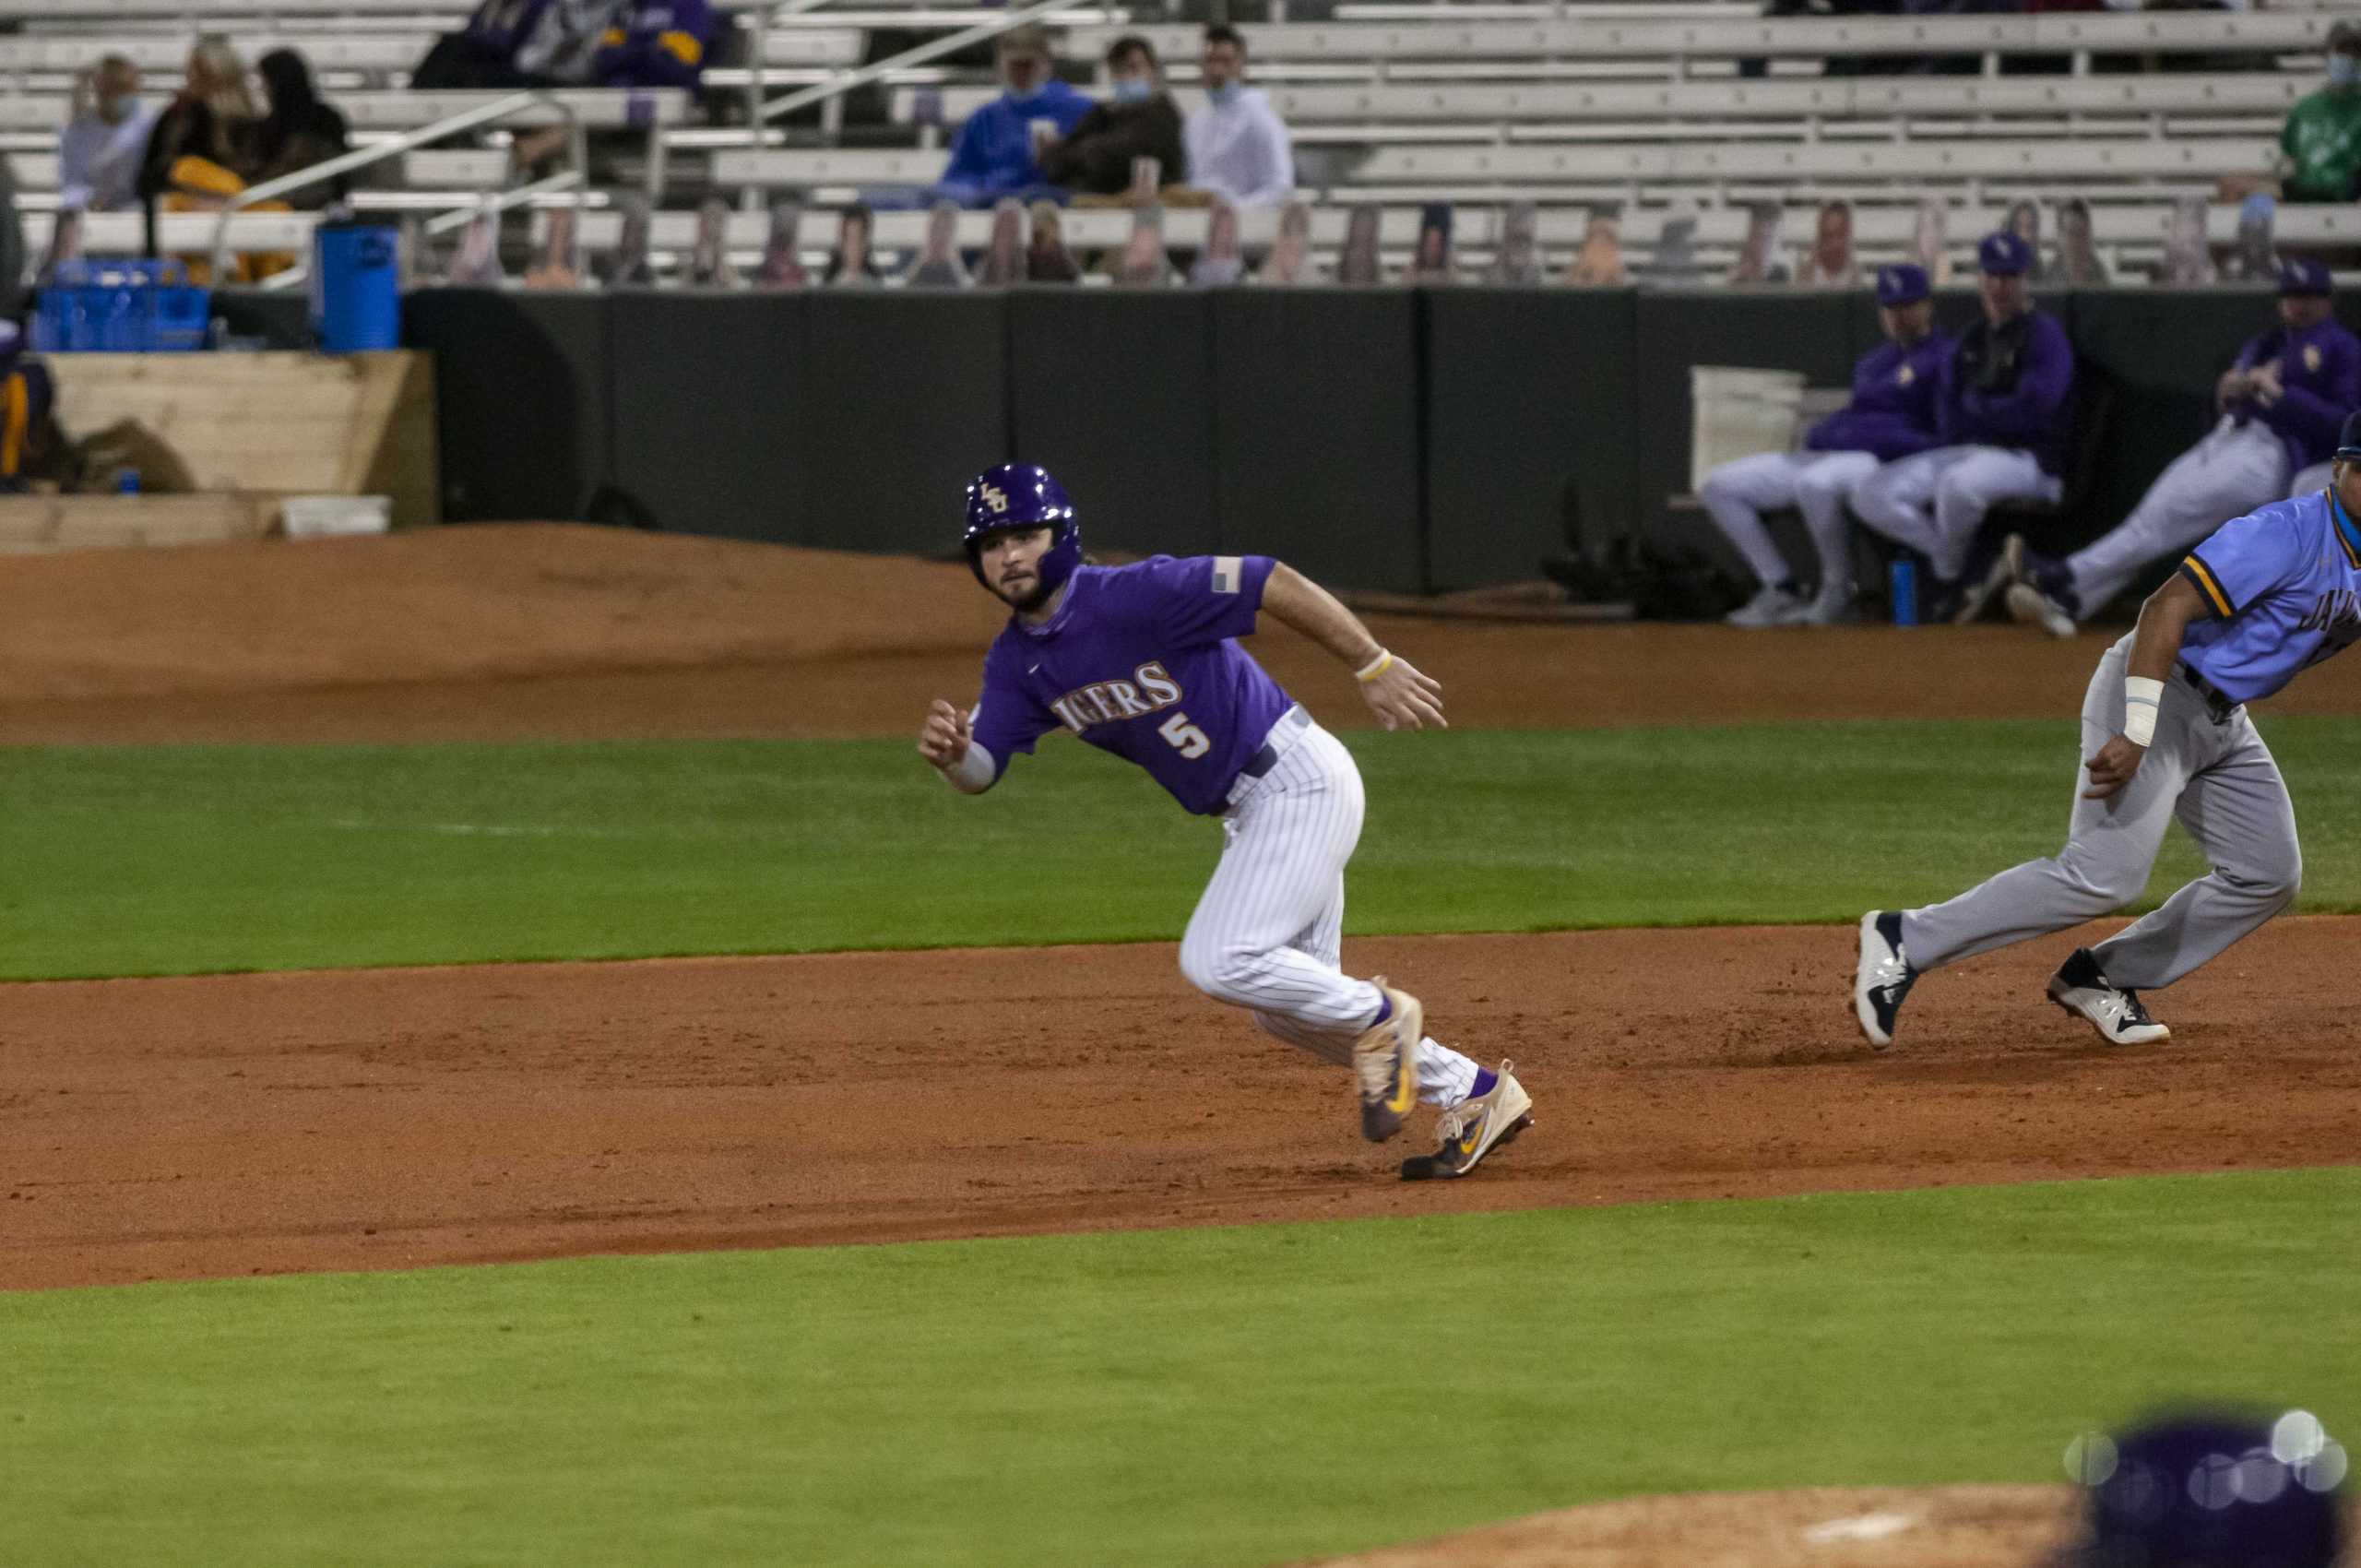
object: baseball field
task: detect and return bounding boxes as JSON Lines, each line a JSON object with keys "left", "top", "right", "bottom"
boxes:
{"left": 3, "top": 526, "right": 2355, "bottom": 1565}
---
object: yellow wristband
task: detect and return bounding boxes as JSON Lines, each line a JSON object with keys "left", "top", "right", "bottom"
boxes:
{"left": 1355, "top": 650, "right": 1393, "bottom": 683}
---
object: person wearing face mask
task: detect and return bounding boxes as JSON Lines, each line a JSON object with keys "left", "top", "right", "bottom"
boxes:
{"left": 933, "top": 24, "right": 1094, "bottom": 208}
{"left": 1182, "top": 25, "right": 1294, "bottom": 210}
{"left": 2276, "top": 20, "right": 2361, "bottom": 201}
{"left": 1038, "top": 35, "right": 1185, "bottom": 198}
{"left": 60, "top": 55, "right": 156, "bottom": 212}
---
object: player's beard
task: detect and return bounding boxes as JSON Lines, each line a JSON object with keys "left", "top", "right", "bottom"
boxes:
{"left": 996, "top": 571, "right": 1050, "bottom": 612}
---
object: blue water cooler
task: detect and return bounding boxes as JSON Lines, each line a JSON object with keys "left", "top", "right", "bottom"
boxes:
{"left": 313, "top": 223, "right": 401, "bottom": 352}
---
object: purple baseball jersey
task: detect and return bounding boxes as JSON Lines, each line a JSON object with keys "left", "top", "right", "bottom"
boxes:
{"left": 2178, "top": 487, "right": 2361, "bottom": 702}
{"left": 2229, "top": 316, "right": 2361, "bottom": 471}
{"left": 970, "top": 554, "right": 1298, "bottom": 814}
{"left": 1805, "top": 331, "right": 1952, "bottom": 462}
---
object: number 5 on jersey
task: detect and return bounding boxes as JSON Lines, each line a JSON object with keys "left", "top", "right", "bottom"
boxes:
{"left": 1158, "top": 711, "right": 1210, "bottom": 758}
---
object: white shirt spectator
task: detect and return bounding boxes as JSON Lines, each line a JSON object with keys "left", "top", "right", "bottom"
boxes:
{"left": 60, "top": 99, "right": 155, "bottom": 211}
{"left": 1183, "top": 87, "right": 1293, "bottom": 209}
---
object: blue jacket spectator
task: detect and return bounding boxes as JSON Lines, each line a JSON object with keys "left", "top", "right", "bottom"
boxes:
{"left": 412, "top": 0, "right": 552, "bottom": 89}
{"left": 935, "top": 25, "right": 1093, "bottom": 207}
{"left": 593, "top": 0, "right": 712, "bottom": 89}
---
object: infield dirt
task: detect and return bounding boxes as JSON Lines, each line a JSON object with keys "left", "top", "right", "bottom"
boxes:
{"left": 5, "top": 525, "right": 2358, "bottom": 1292}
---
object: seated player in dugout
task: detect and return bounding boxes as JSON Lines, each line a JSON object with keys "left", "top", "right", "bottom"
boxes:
{"left": 1700, "top": 263, "right": 1949, "bottom": 628}
{"left": 1853, "top": 410, "right": 2361, "bottom": 1052}
{"left": 1847, "top": 230, "right": 2075, "bottom": 624}
{"left": 916, "top": 465, "right": 1535, "bottom": 1180}
{"left": 1999, "top": 258, "right": 2361, "bottom": 637}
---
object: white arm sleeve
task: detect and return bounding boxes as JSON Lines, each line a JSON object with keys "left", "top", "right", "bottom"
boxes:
{"left": 936, "top": 742, "right": 997, "bottom": 794}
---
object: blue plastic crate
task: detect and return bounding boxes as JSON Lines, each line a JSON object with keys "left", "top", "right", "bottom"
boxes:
{"left": 32, "top": 260, "right": 212, "bottom": 352}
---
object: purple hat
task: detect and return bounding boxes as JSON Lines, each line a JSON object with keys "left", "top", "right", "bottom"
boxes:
{"left": 1976, "top": 230, "right": 2032, "bottom": 277}
{"left": 2279, "top": 256, "right": 2333, "bottom": 298}
{"left": 1874, "top": 263, "right": 1929, "bottom": 306}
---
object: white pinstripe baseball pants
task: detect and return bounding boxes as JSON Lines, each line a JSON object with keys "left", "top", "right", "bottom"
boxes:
{"left": 1179, "top": 711, "right": 1483, "bottom": 1108}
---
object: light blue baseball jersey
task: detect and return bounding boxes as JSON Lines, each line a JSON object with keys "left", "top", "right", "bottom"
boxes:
{"left": 2178, "top": 487, "right": 2361, "bottom": 702}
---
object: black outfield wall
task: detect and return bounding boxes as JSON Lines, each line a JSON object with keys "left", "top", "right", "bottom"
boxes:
{"left": 407, "top": 283, "right": 2325, "bottom": 593}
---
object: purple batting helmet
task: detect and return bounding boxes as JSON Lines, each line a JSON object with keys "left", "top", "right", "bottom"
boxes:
{"left": 2058, "top": 1410, "right": 2347, "bottom": 1568}
{"left": 963, "top": 462, "right": 1081, "bottom": 608}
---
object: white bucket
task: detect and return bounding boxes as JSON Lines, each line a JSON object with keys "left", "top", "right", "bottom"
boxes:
{"left": 1690, "top": 366, "right": 1808, "bottom": 493}
{"left": 280, "top": 494, "right": 393, "bottom": 539}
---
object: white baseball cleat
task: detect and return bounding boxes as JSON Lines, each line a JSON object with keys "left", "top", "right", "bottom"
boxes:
{"left": 2047, "top": 948, "right": 2170, "bottom": 1045}
{"left": 1952, "top": 542, "right": 2021, "bottom": 624}
{"left": 1727, "top": 586, "right": 1810, "bottom": 628}
{"left": 1401, "top": 1061, "right": 1534, "bottom": 1181}
{"left": 2005, "top": 581, "right": 2077, "bottom": 639}
{"left": 1853, "top": 909, "right": 1915, "bottom": 1050}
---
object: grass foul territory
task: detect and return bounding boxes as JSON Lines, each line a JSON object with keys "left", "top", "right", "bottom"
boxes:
{"left": 2, "top": 718, "right": 2358, "bottom": 980}
{"left": 4, "top": 1170, "right": 2355, "bottom": 1567}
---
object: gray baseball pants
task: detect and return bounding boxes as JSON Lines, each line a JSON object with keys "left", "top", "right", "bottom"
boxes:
{"left": 1900, "top": 633, "right": 2301, "bottom": 989}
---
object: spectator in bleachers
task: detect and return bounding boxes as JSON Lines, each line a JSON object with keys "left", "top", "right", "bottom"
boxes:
{"left": 933, "top": 25, "right": 1093, "bottom": 208}
{"left": 0, "top": 160, "right": 22, "bottom": 318}
{"left": 60, "top": 56, "right": 155, "bottom": 214}
{"left": 601, "top": 191, "right": 657, "bottom": 286}
{"left": 590, "top": 0, "right": 712, "bottom": 89}
{"left": 1727, "top": 203, "right": 1790, "bottom": 284}
{"left": 1911, "top": 199, "right": 1954, "bottom": 287}
{"left": 525, "top": 205, "right": 583, "bottom": 288}
{"left": 1113, "top": 205, "right": 1173, "bottom": 286}
{"left": 446, "top": 197, "right": 506, "bottom": 284}
{"left": 415, "top": 0, "right": 637, "bottom": 89}
{"left": 1703, "top": 263, "right": 1948, "bottom": 628}
{"left": 1337, "top": 203, "right": 1382, "bottom": 286}
{"left": 1189, "top": 200, "right": 1245, "bottom": 286}
{"left": 1848, "top": 231, "right": 2074, "bottom": 619}
{"left": 2050, "top": 197, "right": 2108, "bottom": 285}
{"left": 1485, "top": 202, "right": 1541, "bottom": 286}
{"left": 1648, "top": 202, "right": 1704, "bottom": 286}
{"left": 253, "top": 51, "right": 350, "bottom": 207}
{"left": 755, "top": 200, "right": 807, "bottom": 290}
{"left": 2006, "top": 200, "right": 2048, "bottom": 282}
{"left": 1561, "top": 210, "right": 1628, "bottom": 287}
{"left": 1025, "top": 200, "right": 1082, "bottom": 282}
{"left": 0, "top": 321, "right": 50, "bottom": 493}
{"left": 1040, "top": 35, "right": 1185, "bottom": 199}
{"left": 2274, "top": 20, "right": 2361, "bottom": 202}
{"left": 1401, "top": 204, "right": 1456, "bottom": 284}
{"left": 1256, "top": 200, "right": 1313, "bottom": 285}
{"left": 415, "top": 0, "right": 546, "bottom": 89}
{"left": 905, "top": 201, "right": 972, "bottom": 288}
{"left": 687, "top": 196, "right": 741, "bottom": 287}
{"left": 2003, "top": 257, "right": 2360, "bottom": 636}
{"left": 1182, "top": 26, "right": 1295, "bottom": 210}
{"left": 1795, "top": 200, "right": 1861, "bottom": 288}
{"left": 2161, "top": 196, "right": 2216, "bottom": 285}
{"left": 824, "top": 203, "right": 881, "bottom": 287}
{"left": 978, "top": 199, "right": 1025, "bottom": 283}
{"left": 137, "top": 38, "right": 274, "bottom": 275}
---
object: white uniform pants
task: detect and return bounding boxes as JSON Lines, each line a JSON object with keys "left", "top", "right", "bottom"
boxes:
{"left": 2062, "top": 418, "right": 2288, "bottom": 621}
{"left": 2289, "top": 460, "right": 2334, "bottom": 499}
{"left": 1848, "top": 445, "right": 2062, "bottom": 583}
{"left": 1179, "top": 711, "right": 1482, "bottom": 1108}
{"left": 1698, "top": 450, "right": 1879, "bottom": 593}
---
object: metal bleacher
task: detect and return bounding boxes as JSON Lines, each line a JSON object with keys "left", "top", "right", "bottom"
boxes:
{"left": 4, "top": 0, "right": 2346, "bottom": 280}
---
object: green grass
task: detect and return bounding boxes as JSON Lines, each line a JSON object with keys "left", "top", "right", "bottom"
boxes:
{"left": 4, "top": 719, "right": 2360, "bottom": 980}
{"left": 5, "top": 1169, "right": 2355, "bottom": 1567}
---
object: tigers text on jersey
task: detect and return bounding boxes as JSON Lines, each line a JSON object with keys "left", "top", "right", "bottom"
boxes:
{"left": 970, "top": 554, "right": 1297, "bottom": 814}
{"left": 2179, "top": 486, "right": 2361, "bottom": 702}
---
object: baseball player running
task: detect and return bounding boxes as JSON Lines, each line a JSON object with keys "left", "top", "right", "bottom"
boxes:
{"left": 1854, "top": 410, "right": 2361, "bottom": 1050}
{"left": 2001, "top": 258, "right": 2361, "bottom": 636}
{"left": 1849, "top": 231, "right": 2075, "bottom": 622}
{"left": 1702, "top": 263, "right": 1949, "bottom": 627}
{"left": 918, "top": 463, "right": 1534, "bottom": 1178}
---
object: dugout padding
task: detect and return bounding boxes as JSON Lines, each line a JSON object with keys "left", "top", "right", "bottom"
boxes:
{"left": 1209, "top": 289, "right": 1424, "bottom": 594}
{"left": 1007, "top": 290, "right": 1218, "bottom": 560}
{"left": 403, "top": 289, "right": 611, "bottom": 524}
{"left": 608, "top": 291, "right": 811, "bottom": 541}
{"left": 801, "top": 291, "right": 1009, "bottom": 555}
{"left": 1422, "top": 287, "right": 1639, "bottom": 591}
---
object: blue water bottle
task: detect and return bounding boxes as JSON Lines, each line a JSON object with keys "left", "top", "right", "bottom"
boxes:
{"left": 115, "top": 467, "right": 142, "bottom": 495}
{"left": 1889, "top": 558, "right": 1918, "bottom": 627}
